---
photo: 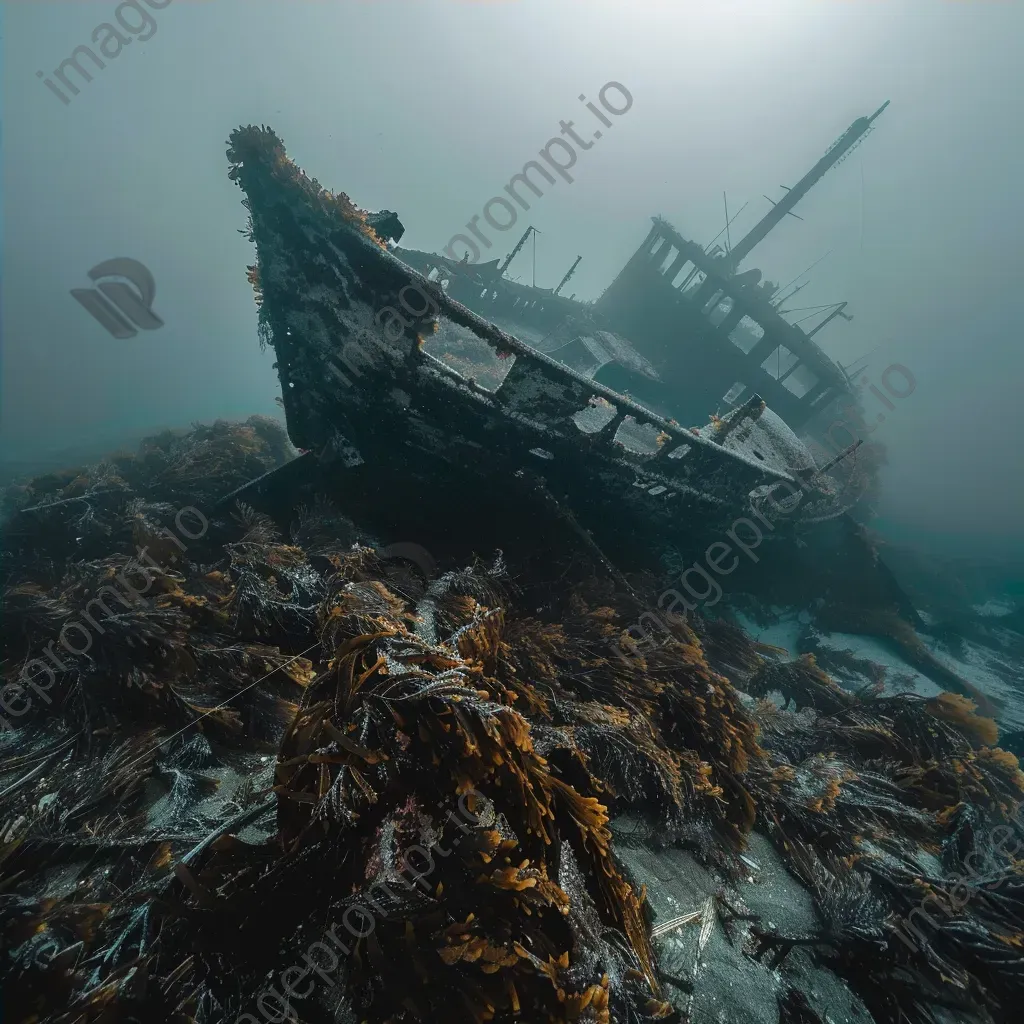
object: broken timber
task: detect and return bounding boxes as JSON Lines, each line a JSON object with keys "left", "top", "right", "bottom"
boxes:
{"left": 227, "top": 126, "right": 806, "bottom": 569}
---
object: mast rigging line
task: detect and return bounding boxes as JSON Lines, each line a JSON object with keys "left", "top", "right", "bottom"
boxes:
{"left": 704, "top": 201, "right": 749, "bottom": 252}
{"left": 792, "top": 304, "right": 848, "bottom": 329}
{"left": 780, "top": 302, "right": 843, "bottom": 315}
{"left": 772, "top": 249, "right": 834, "bottom": 298}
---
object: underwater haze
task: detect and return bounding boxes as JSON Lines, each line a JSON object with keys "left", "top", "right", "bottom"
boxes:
{"left": 8, "top": 7, "right": 1024, "bottom": 1024}
{"left": 3, "top": 0, "right": 1023, "bottom": 557}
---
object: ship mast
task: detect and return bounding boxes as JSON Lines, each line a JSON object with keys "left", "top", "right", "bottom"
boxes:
{"left": 553, "top": 256, "right": 582, "bottom": 296}
{"left": 499, "top": 225, "right": 539, "bottom": 277}
{"left": 725, "top": 101, "right": 889, "bottom": 270}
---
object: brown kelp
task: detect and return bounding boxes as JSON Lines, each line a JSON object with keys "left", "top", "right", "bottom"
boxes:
{"left": 2, "top": 421, "right": 1023, "bottom": 1024}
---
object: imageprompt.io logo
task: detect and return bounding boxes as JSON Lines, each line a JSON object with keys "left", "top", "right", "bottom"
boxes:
{"left": 71, "top": 258, "right": 164, "bottom": 338}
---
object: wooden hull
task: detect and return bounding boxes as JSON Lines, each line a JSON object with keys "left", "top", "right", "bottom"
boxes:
{"left": 227, "top": 127, "right": 810, "bottom": 564}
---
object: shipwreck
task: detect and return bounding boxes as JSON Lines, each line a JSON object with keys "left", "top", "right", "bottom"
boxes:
{"left": 1, "top": 113, "right": 1022, "bottom": 1024}
{"left": 223, "top": 108, "right": 922, "bottom": 637}
{"left": 394, "top": 102, "right": 890, "bottom": 433}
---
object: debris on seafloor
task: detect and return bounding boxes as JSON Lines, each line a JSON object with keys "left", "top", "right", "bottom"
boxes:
{"left": 2, "top": 416, "right": 1023, "bottom": 1024}
{"left": 1, "top": 124, "right": 1023, "bottom": 1024}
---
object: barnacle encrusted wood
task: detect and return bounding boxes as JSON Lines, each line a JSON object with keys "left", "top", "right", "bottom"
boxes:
{"left": 225, "top": 125, "right": 803, "bottom": 560}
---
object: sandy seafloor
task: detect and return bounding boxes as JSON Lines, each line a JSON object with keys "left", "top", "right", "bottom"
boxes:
{"left": 734, "top": 608, "right": 1024, "bottom": 734}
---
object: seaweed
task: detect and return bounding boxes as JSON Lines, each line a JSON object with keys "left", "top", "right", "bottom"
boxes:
{"left": 2, "top": 430, "right": 1021, "bottom": 1022}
